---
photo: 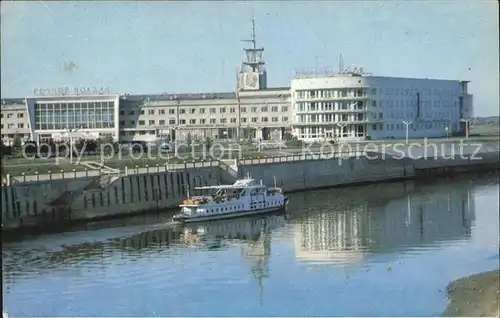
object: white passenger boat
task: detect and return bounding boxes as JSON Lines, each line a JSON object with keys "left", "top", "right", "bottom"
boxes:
{"left": 173, "top": 175, "right": 288, "bottom": 223}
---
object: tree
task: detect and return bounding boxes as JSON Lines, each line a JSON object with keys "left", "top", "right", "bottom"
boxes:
{"left": 99, "top": 135, "right": 118, "bottom": 156}
{"left": 186, "top": 133, "right": 193, "bottom": 152}
{"left": 12, "top": 135, "right": 22, "bottom": 153}
{"left": 204, "top": 137, "right": 213, "bottom": 152}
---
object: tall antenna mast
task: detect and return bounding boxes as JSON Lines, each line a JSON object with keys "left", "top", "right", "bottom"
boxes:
{"left": 238, "top": 15, "right": 267, "bottom": 89}
{"left": 339, "top": 54, "right": 344, "bottom": 73}
{"left": 241, "top": 16, "right": 264, "bottom": 72}
{"left": 251, "top": 17, "right": 256, "bottom": 50}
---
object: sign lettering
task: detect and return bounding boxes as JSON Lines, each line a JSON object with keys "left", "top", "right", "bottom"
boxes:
{"left": 32, "top": 86, "right": 110, "bottom": 97}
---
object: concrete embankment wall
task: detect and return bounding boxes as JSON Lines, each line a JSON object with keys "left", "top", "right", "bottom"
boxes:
{"left": 1, "top": 177, "right": 100, "bottom": 222}
{"left": 70, "top": 167, "right": 219, "bottom": 221}
{"left": 2, "top": 166, "right": 220, "bottom": 231}
{"left": 238, "top": 157, "right": 414, "bottom": 192}
{"left": 412, "top": 151, "right": 500, "bottom": 179}
{"left": 237, "top": 151, "right": 499, "bottom": 193}
{"left": 2, "top": 151, "right": 498, "bottom": 233}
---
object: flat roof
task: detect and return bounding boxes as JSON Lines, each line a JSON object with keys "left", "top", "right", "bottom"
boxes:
{"left": 0, "top": 86, "right": 291, "bottom": 108}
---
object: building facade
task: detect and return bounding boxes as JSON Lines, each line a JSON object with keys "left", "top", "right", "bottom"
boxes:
{"left": 1, "top": 21, "right": 473, "bottom": 145}
{"left": 0, "top": 19, "right": 292, "bottom": 145}
{"left": 291, "top": 68, "right": 473, "bottom": 142}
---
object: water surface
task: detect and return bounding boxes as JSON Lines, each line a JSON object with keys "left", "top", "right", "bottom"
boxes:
{"left": 2, "top": 176, "right": 499, "bottom": 316}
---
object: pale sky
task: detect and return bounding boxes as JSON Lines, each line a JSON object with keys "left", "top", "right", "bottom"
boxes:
{"left": 1, "top": 1, "right": 498, "bottom": 116}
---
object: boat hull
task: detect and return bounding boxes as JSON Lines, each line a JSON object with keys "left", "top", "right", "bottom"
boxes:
{"left": 173, "top": 205, "right": 287, "bottom": 223}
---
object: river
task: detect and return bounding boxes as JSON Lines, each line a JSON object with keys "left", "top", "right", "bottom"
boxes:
{"left": 2, "top": 175, "right": 499, "bottom": 316}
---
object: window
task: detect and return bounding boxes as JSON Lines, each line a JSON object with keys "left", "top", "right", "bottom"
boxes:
{"left": 262, "top": 117, "right": 268, "bottom": 122}
{"left": 230, "top": 108, "right": 236, "bottom": 113}
{"left": 220, "top": 108, "right": 226, "bottom": 113}
{"left": 159, "top": 120, "right": 165, "bottom": 125}
{"left": 148, "top": 109, "right": 154, "bottom": 115}
{"left": 372, "top": 100, "right": 377, "bottom": 106}
{"left": 241, "top": 118, "right": 247, "bottom": 123}
{"left": 199, "top": 108, "right": 205, "bottom": 114}
{"left": 379, "top": 112, "right": 383, "bottom": 119}
{"left": 220, "top": 118, "right": 227, "bottom": 123}
{"left": 282, "top": 117, "right": 288, "bottom": 122}
{"left": 190, "top": 108, "right": 196, "bottom": 114}
{"left": 282, "top": 106, "right": 288, "bottom": 112}
{"left": 261, "top": 106, "right": 268, "bottom": 112}
{"left": 189, "top": 119, "right": 196, "bottom": 124}
{"left": 241, "top": 107, "right": 247, "bottom": 112}
{"left": 272, "top": 117, "right": 279, "bottom": 122}
{"left": 200, "top": 119, "right": 206, "bottom": 124}
{"left": 17, "top": 113, "right": 23, "bottom": 118}
{"left": 230, "top": 118, "right": 236, "bottom": 123}
{"left": 169, "top": 109, "right": 175, "bottom": 114}
{"left": 139, "top": 120, "right": 145, "bottom": 125}
{"left": 372, "top": 124, "right": 377, "bottom": 130}
{"left": 180, "top": 109, "right": 185, "bottom": 114}
{"left": 169, "top": 119, "right": 176, "bottom": 125}
{"left": 296, "top": 91, "right": 305, "bottom": 99}
{"left": 371, "top": 88, "right": 377, "bottom": 95}
{"left": 271, "top": 106, "right": 279, "bottom": 112}
{"left": 210, "top": 108, "right": 216, "bottom": 114}
{"left": 159, "top": 109, "right": 165, "bottom": 115}
{"left": 251, "top": 107, "right": 257, "bottom": 112}
{"left": 251, "top": 117, "right": 258, "bottom": 123}
{"left": 149, "top": 120, "right": 155, "bottom": 125}
{"left": 210, "top": 119, "right": 216, "bottom": 124}
{"left": 180, "top": 119, "right": 186, "bottom": 124}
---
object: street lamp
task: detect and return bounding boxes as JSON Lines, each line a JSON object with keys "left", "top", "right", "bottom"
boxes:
{"left": 460, "top": 118, "right": 472, "bottom": 139}
{"left": 336, "top": 122, "right": 348, "bottom": 143}
{"left": 65, "top": 127, "right": 80, "bottom": 164}
{"left": 402, "top": 120, "right": 412, "bottom": 144}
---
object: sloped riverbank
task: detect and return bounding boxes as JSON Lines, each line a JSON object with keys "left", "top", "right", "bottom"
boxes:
{"left": 443, "top": 269, "right": 499, "bottom": 317}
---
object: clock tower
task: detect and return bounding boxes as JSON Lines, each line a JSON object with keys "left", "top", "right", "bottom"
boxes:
{"left": 238, "top": 17, "right": 267, "bottom": 91}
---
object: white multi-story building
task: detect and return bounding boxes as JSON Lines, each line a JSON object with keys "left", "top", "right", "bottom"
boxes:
{"left": 0, "top": 20, "right": 291, "bottom": 145}
{"left": 1, "top": 20, "right": 474, "bottom": 145}
{"left": 291, "top": 68, "right": 473, "bottom": 142}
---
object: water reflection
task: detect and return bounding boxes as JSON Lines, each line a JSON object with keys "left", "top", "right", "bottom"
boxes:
{"left": 290, "top": 181, "right": 476, "bottom": 266}
{"left": 182, "top": 214, "right": 286, "bottom": 302}
{"left": 2, "top": 177, "right": 496, "bottom": 317}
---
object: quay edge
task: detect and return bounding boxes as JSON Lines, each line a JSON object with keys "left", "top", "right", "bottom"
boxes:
{"left": 1, "top": 151, "right": 499, "bottom": 234}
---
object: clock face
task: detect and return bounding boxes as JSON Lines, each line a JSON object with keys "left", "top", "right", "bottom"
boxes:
{"left": 246, "top": 73, "right": 258, "bottom": 88}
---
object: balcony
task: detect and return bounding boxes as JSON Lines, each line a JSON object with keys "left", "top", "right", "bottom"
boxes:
{"left": 295, "top": 95, "right": 369, "bottom": 102}
{"left": 296, "top": 108, "right": 367, "bottom": 114}
{"left": 292, "top": 119, "right": 383, "bottom": 126}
